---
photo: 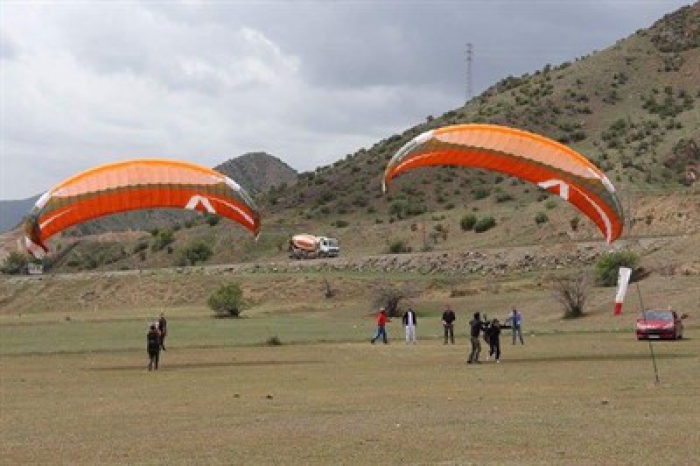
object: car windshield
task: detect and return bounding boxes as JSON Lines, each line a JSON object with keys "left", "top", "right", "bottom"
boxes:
{"left": 328, "top": 239, "right": 338, "bottom": 247}
{"left": 643, "top": 311, "right": 673, "bottom": 321}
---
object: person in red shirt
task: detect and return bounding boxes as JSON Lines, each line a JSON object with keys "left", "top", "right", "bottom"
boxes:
{"left": 370, "top": 308, "right": 391, "bottom": 344}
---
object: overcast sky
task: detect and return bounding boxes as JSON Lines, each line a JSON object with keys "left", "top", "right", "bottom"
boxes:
{"left": 1, "top": 0, "right": 693, "bottom": 200}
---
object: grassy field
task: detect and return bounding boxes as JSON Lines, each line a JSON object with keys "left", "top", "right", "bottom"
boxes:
{"left": 1, "top": 310, "right": 698, "bottom": 465}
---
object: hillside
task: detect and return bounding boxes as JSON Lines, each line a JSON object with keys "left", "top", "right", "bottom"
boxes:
{"left": 265, "top": 3, "right": 699, "bottom": 223}
{"left": 214, "top": 152, "right": 297, "bottom": 195}
{"left": 2, "top": 3, "right": 699, "bottom": 273}
{"left": 0, "top": 195, "right": 39, "bottom": 233}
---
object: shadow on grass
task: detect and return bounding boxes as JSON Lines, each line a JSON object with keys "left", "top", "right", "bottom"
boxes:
{"left": 501, "top": 353, "right": 696, "bottom": 364}
{"left": 87, "top": 359, "right": 325, "bottom": 371}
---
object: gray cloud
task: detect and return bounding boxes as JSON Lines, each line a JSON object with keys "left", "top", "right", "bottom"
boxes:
{"left": 1, "top": 0, "right": 692, "bottom": 199}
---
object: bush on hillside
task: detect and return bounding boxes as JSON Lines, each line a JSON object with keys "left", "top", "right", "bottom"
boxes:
{"left": 205, "top": 214, "right": 221, "bottom": 226}
{"left": 460, "top": 214, "right": 477, "bottom": 231}
{"left": 472, "top": 188, "right": 490, "bottom": 200}
{"left": 178, "top": 240, "right": 213, "bottom": 266}
{"left": 387, "top": 239, "right": 411, "bottom": 254}
{"left": 151, "top": 229, "right": 174, "bottom": 252}
{"left": 474, "top": 216, "right": 496, "bottom": 233}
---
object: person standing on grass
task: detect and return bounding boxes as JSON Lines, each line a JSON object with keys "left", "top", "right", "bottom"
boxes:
{"left": 158, "top": 312, "right": 168, "bottom": 351}
{"left": 442, "top": 304, "right": 457, "bottom": 344}
{"left": 402, "top": 307, "right": 418, "bottom": 345}
{"left": 507, "top": 308, "right": 525, "bottom": 345}
{"left": 371, "top": 308, "right": 390, "bottom": 344}
{"left": 486, "top": 319, "right": 502, "bottom": 363}
{"left": 467, "top": 312, "right": 486, "bottom": 364}
{"left": 147, "top": 324, "right": 162, "bottom": 371}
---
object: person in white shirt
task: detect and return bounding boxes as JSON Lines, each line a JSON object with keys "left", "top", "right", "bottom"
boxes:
{"left": 402, "top": 308, "right": 418, "bottom": 344}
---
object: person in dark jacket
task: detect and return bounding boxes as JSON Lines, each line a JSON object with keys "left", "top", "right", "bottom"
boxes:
{"left": 485, "top": 319, "right": 502, "bottom": 363}
{"left": 468, "top": 312, "right": 486, "bottom": 364}
{"left": 147, "top": 324, "right": 161, "bottom": 371}
{"left": 402, "top": 308, "right": 417, "bottom": 344}
{"left": 157, "top": 312, "right": 168, "bottom": 351}
{"left": 442, "top": 305, "right": 457, "bottom": 344}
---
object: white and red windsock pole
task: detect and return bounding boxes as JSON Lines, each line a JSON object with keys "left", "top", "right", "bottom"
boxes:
{"left": 614, "top": 267, "right": 633, "bottom": 315}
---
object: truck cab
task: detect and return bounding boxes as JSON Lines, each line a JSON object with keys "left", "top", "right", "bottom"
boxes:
{"left": 319, "top": 237, "right": 340, "bottom": 257}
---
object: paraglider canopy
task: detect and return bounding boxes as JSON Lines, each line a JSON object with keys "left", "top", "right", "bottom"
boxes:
{"left": 383, "top": 124, "right": 624, "bottom": 243}
{"left": 24, "top": 159, "right": 261, "bottom": 258}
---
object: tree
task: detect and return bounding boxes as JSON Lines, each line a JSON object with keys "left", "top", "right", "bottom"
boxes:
{"left": 372, "top": 282, "right": 417, "bottom": 318}
{"left": 552, "top": 273, "right": 590, "bottom": 318}
{"left": 208, "top": 283, "right": 245, "bottom": 317}
{"left": 595, "top": 251, "right": 639, "bottom": 286}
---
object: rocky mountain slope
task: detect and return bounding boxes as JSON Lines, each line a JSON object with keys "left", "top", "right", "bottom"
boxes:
{"left": 0, "top": 195, "right": 39, "bottom": 233}
{"left": 215, "top": 152, "right": 297, "bottom": 195}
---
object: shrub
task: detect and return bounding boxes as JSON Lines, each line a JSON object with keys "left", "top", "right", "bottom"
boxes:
{"left": 496, "top": 193, "right": 513, "bottom": 203}
{"left": 1, "top": 252, "right": 29, "bottom": 275}
{"left": 552, "top": 273, "right": 590, "bottom": 318}
{"left": 372, "top": 282, "right": 417, "bottom": 317}
{"left": 535, "top": 212, "right": 549, "bottom": 224}
{"left": 570, "top": 217, "right": 580, "bottom": 231}
{"left": 179, "top": 240, "right": 213, "bottom": 266}
{"left": 205, "top": 214, "right": 221, "bottom": 226}
{"left": 387, "top": 239, "right": 411, "bottom": 254}
{"left": 208, "top": 283, "right": 245, "bottom": 317}
{"left": 545, "top": 200, "right": 557, "bottom": 210}
{"left": 460, "top": 214, "right": 477, "bottom": 231}
{"left": 334, "top": 220, "right": 349, "bottom": 228}
{"left": 266, "top": 335, "right": 282, "bottom": 346}
{"left": 389, "top": 200, "right": 408, "bottom": 219}
{"left": 133, "top": 241, "right": 148, "bottom": 254}
{"left": 595, "top": 251, "right": 639, "bottom": 286}
{"left": 472, "top": 188, "right": 490, "bottom": 200}
{"left": 151, "top": 229, "right": 174, "bottom": 251}
{"left": 474, "top": 216, "right": 496, "bottom": 233}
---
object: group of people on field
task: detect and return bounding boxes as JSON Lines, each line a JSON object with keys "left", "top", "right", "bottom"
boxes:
{"left": 371, "top": 305, "right": 525, "bottom": 364}
{"left": 146, "top": 312, "right": 168, "bottom": 371}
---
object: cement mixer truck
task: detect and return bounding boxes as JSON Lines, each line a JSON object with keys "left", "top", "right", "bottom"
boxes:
{"left": 288, "top": 234, "right": 340, "bottom": 259}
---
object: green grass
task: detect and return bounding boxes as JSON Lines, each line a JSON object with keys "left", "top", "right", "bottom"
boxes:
{"left": 0, "top": 314, "right": 375, "bottom": 355}
{"left": 1, "top": 331, "right": 698, "bottom": 464}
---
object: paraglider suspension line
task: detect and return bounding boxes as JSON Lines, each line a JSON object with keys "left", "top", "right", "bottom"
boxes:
{"left": 635, "top": 283, "right": 660, "bottom": 384}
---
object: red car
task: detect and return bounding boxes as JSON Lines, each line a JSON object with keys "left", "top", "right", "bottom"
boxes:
{"left": 636, "top": 310, "right": 685, "bottom": 340}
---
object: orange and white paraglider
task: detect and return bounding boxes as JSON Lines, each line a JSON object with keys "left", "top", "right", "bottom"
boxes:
{"left": 24, "top": 159, "right": 261, "bottom": 258}
{"left": 382, "top": 124, "right": 624, "bottom": 243}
